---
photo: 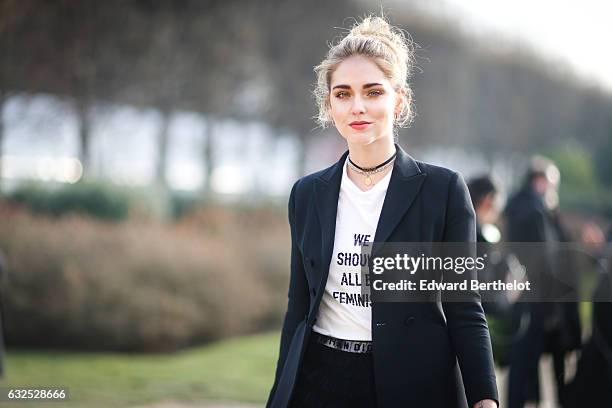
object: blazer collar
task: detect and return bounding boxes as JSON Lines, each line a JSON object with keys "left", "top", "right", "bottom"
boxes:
{"left": 373, "top": 144, "right": 426, "bottom": 244}
{"left": 315, "top": 143, "right": 423, "bottom": 184}
{"left": 313, "top": 143, "right": 427, "bottom": 286}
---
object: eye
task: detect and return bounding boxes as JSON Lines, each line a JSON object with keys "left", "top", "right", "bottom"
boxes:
{"left": 368, "top": 89, "right": 384, "bottom": 96}
{"left": 334, "top": 91, "right": 349, "bottom": 99}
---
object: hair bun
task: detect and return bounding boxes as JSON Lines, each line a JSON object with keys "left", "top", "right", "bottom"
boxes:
{"left": 347, "top": 15, "right": 411, "bottom": 68}
{"left": 349, "top": 16, "right": 396, "bottom": 41}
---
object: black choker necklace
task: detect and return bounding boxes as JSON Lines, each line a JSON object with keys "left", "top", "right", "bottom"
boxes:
{"left": 347, "top": 151, "right": 397, "bottom": 186}
{"left": 348, "top": 151, "right": 397, "bottom": 172}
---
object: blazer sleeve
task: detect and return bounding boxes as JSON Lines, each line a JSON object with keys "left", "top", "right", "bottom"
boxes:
{"left": 266, "top": 180, "right": 310, "bottom": 407}
{"left": 441, "top": 172, "right": 499, "bottom": 407}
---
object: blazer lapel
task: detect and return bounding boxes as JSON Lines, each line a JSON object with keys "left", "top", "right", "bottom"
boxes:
{"left": 313, "top": 150, "right": 347, "bottom": 290}
{"left": 312, "top": 145, "right": 426, "bottom": 291}
{"left": 373, "top": 144, "right": 426, "bottom": 245}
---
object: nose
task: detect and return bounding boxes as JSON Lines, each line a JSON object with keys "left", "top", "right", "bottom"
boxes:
{"left": 351, "top": 95, "right": 366, "bottom": 115}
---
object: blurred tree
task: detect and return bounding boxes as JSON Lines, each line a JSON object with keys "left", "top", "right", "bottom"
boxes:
{"left": 0, "top": 88, "right": 5, "bottom": 189}
{"left": 0, "top": 0, "right": 125, "bottom": 177}
{"left": 548, "top": 143, "right": 597, "bottom": 189}
{"left": 258, "top": 0, "right": 359, "bottom": 177}
{"left": 0, "top": 0, "right": 28, "bottom": 189}
{"left": 594, "top": 133, "right": 612, "bottom": 187}
{"left": 396, "top": 7, "right": 612, "bottom": 159}
{"left": 202, "top": 118, "right": 215, "bottom": 196}
{"left": 128, "top": 1, "right": 245, "bottom": 193}
{"left": 1, "top": 0, "right": 611, "bottom": 199}
{"left": 65, "top": 0, "right": 98, "bottom": 176}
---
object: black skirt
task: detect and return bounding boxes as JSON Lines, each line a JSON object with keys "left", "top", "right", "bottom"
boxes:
{"left": 289, "top": 331, "right": 377, "bottom": 408}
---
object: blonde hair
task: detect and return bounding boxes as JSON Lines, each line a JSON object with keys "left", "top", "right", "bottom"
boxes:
{"left": 313, "top": 14, "right": 416, "bottom": 129}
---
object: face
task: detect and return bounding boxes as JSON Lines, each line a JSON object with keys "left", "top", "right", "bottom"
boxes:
{"left": 532, "top": 175, "right": 559, "bottom": 210}
{"left": 479, "top": 193, "right": 500, "bottom": 225}
{"left": 327, "top": 55, "right": 404, "bottom": 146}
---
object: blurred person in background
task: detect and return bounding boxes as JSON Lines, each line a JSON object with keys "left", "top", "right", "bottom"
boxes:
{"left": 504, "top": 156, "right": 579, "bottom": 408}
{"left": 467, "top": 175, "right": 512, "bottom": 321}
{"left": 267, "top": 14, "right": 498, "bottom": 408}
{"left": 564, "top": 223, "right": 612, "bottom": 406}
{"left": 467, "top": 175, "right": 502, "bottom": 244}
{"left": 468, "top": 175, "right": 526, "bottom": 370}
{"left": 540, "top": 190, "right": 582, "bottom": 406}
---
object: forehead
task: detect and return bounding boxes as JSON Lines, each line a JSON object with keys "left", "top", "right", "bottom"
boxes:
{"left": 330, "top": 55, "right": 390, "bottom": 88}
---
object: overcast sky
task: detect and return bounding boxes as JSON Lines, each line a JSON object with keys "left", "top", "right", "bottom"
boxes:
{"left": 398, "top": 0, "right": 612, "bottom": 92}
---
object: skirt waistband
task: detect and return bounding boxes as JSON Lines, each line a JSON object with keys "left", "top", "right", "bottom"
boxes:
{"left": 311, "top": 331, "right": 373, "bottom": 354}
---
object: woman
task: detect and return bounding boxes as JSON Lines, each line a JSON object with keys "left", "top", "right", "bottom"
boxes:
{"left": 267, "top": 15, "right": 498, "bottom": 408}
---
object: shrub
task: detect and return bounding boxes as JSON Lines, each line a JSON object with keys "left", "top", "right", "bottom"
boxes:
{"left": 8, "top": 181, "right": 130, "bottom": 221}
{"left": 0, "top": 201, "right": 290, "bottom": 352}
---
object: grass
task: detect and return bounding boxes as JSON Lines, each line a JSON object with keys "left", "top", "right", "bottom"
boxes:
{"left": 0, "top": 331, "right": 281, "bottom": 408}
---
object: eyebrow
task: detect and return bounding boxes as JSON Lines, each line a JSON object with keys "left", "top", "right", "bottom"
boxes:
{"left": 331, "top": 83, "right": 383, "bottom": 91}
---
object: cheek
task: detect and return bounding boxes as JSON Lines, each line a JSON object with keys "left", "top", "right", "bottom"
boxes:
{"left": 330, "top": 102, "right": 348, "bottom": 119}
{"left": 373, "top": 99, "right": 395, "bottom": 120}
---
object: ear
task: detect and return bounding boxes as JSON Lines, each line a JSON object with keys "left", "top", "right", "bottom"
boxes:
{"left": 394, "top": 87, "right": 407, "bottom": 117}
{"left": 324, "top": 96, "right": 332, "bottom": 122}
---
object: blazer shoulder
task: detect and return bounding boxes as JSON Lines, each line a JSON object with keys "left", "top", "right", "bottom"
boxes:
{"left": 415, "top": 160, "right": 461, "bottom": 186}
{"left": 290, "top": 160, "right": 337, "bottom": 198}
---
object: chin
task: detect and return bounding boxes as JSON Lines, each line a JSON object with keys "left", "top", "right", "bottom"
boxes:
{"left": 343, "top": 130, "right": 378, "bottom": 145}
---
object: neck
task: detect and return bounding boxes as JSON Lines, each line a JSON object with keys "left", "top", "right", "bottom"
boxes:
{"left": 475, "top": 209, "right": 489, "bottom": 225}
{"left": 347, "top": 137, "right": 396, "bottom": 168}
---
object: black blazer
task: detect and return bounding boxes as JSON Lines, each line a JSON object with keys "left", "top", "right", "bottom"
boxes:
{"left": 267, "top": 144, "right": 498, "bottom": 408}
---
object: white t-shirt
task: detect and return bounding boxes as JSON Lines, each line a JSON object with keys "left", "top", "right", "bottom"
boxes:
{"left": 312, "top": 157, "right": 392, "bottom": 341}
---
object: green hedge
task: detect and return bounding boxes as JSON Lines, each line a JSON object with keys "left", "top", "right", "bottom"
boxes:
{"left": 8, "top": 181, "right": 130, "bottom": 221}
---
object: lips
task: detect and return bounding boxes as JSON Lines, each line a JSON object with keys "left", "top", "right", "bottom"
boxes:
{"left": 349, "top": 121, "right": 372, "bottom": 130}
